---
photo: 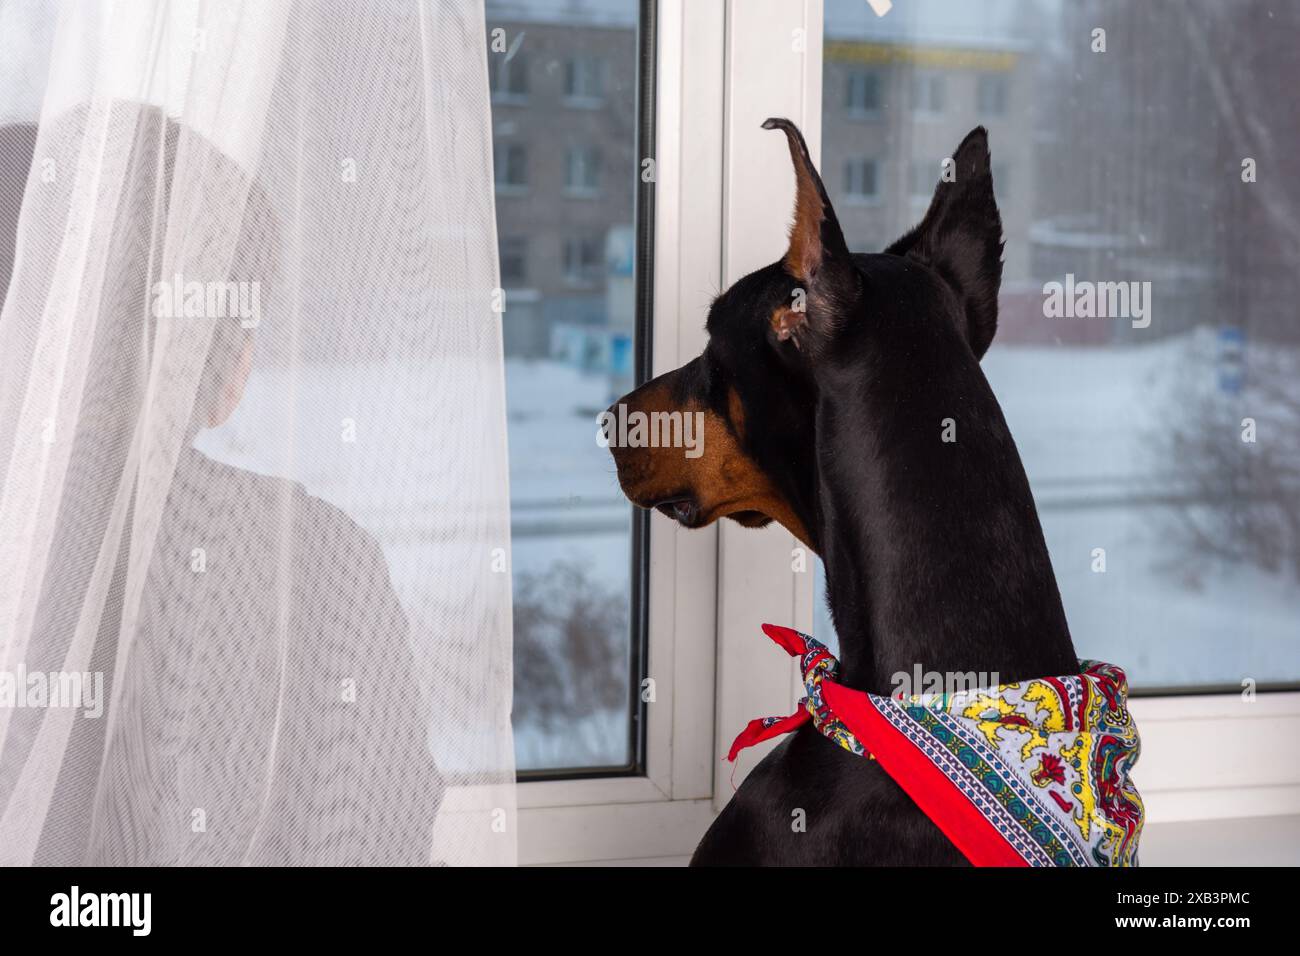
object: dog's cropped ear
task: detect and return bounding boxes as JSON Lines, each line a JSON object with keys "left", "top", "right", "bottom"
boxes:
{"left": 885, "top": 127, "right": 1004, "bottom": 359}
{"left": 763, "top": 118, "right": 858, "bottom": 354}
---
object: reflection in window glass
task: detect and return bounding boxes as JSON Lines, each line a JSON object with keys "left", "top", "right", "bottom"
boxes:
{"left": 820, "top": 0, "right": 1300, "bottom": 689}
{"left": 487, "top": 0, "right": 642, "bottom": 771}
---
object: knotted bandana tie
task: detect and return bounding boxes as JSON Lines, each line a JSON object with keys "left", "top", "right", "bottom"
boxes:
{"left": 729, "top": 624, "right": 1144, "bottom": 867}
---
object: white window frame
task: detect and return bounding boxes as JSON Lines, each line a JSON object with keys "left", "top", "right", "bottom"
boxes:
{"left": 516, "top": 0, "right": 727, "bottom": 866}
{"left": 515, "top": 0, "right": 1300, "bottom": 867}
{"left": 517, "top": 0, "right": 822, "bottom": 865}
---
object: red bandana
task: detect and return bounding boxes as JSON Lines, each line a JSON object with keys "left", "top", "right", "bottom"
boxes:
{"left": 728, "top": 624, "right": 1144, "bottom": 867}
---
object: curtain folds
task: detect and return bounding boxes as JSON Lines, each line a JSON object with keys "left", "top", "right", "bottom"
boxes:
{"left": 0, "top": 0, "right": 515, "bottom": 866}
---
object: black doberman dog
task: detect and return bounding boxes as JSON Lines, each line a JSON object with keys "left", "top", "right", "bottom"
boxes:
{"left": 606, "top": 119, "right": 1079, "bottom": 865}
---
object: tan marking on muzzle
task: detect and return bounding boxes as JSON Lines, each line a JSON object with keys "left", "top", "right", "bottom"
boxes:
{"left": 609, "top": 381, "right": 811, "bottom": 548}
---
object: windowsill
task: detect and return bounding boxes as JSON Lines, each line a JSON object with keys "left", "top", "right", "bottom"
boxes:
{"left": 1140, "top": 814, "right": 1300, "bottom": 866}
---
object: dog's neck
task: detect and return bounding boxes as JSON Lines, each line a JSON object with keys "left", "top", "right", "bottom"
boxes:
{"left": 810, "top": 339, "right": 1079, "bottom": 696}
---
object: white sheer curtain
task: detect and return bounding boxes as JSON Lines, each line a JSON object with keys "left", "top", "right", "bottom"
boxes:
{"left": 0, "top": 0, "right": 515, "bottom": 865}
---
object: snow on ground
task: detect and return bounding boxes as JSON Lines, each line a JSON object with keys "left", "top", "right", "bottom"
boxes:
{"left": 503, "top": 357, "right": 630, "bottom": 591}
{"left": 982, "top": 340, "right": 1173, "bottom": 485}
{"left": 987, "top": 337, "right": 1297, "bottom": 687}
{"left": 502, "top": 360, "right": 634, "bottom": 768}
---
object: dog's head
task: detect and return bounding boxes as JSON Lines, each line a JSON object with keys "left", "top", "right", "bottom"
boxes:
{"left": 606, "top": 119, "right": 1003, "bottom": 552}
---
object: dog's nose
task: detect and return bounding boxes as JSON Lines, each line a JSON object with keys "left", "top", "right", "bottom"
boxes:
{"left": 602, "top": 399, "right": 625, "bottom": 462}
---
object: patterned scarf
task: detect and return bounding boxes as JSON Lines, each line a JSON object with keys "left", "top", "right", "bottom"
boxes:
{"left": 728, "top": 624, "right": 1144, "bottom": 867}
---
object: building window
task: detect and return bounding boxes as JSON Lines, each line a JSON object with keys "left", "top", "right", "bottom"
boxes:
{"left": 499, "top": 236, "right": 527, "bottom": 284}
{"left": 494, "top": 142, "right": 528, "bottom": 190}
{"left": 564, "top": 56, "right": 606, "bottom": 104}
{"left": 488, "top": 50, "right": 528, "bottom": 102}
{"left": 844, "top": 158, "right": 880, "bottom": 201}
{"left": 562, "top": 235, "right": 604, "bottom": 285}
{"left": 977, "top": 73, "right": 1009, "bottom": 114}
{"left": 565, "top": 146, "right": 601, "bottom": 195}
{"left": 911, "top": 71, "right": 945, "bottom": 113}
{"left": 845, "top": 69, "right": 882, "bottom": 115}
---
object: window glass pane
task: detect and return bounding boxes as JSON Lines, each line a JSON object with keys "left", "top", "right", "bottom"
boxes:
{"left": 821, "top": 0, "right": 1300, "bottom": 689}
{"left": 487, "top": 0, "right": 644, "bottom": 772}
